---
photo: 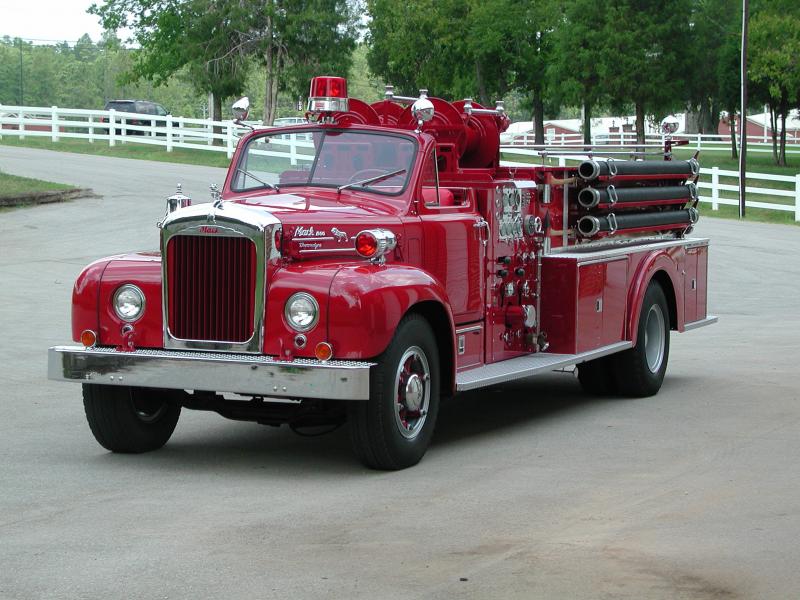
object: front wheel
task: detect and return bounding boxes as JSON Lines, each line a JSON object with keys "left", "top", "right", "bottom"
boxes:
{"left": 612, "top": 282, "right": 671, "bottom": 397}
{"left": 348, "top": 314, "right": 440, "bottom": 470}
{"left": 83, "top": 384, "right": 182, "bottom": 453}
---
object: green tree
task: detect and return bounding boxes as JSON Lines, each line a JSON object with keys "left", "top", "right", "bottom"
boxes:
{"left": 600, "top": 0, "right": 694, "bottom": 144}
{"left": 549, "top": 0, "right": 607, "bottom": 144}
{"left": 91, "top": 0, "right": 357, "bottom": 126}
{"left": 0, "top": 35, "right": 207, "bottom": 115}
{"left": 685, "top": 0, "right": 739, "bottom": 142}
{"left": 366, "top": 0, "right": 540, "bottom": 112}
{"left": 749, "top": 4, "right": 800, "bottom": 166}
{"left": 487, "top": 0, "right": 556, "bottom": 144}
{"left": 239, "top": 0, "right": 358, "bottom": 124}
{"left": 90, "top": 0, "right": 250, "bottom": 123}
{"left": 366, "top": 0, "right": 464, "bottom": 98}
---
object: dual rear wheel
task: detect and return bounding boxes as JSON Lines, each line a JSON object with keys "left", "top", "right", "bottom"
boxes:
{"left": 578, "top": 281, "right": 670, "bottom": 398}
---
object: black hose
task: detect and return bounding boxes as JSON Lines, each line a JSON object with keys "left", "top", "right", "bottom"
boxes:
{"left": 578, "top": 158, "right": 699, "bottom": 181}
{"left": 577, "top": 208, "right": 699, "bottom": 237}
{"left": 577, "top": 183, "right": 697, "bottom": 208}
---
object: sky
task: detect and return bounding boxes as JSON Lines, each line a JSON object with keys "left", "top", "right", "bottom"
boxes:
{"left": 2, "top": 0, "right": 116, "bottom": 44}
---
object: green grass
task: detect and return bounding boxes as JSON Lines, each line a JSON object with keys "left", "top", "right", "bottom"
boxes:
{"left": 697, "top": 202, "right": 797, "bottom": 225}
{"left": 0, "top": 170, "right": 73, "bottom": 196}
{"left": 672, "top": 147, "right": 800, "bottom": 176}
{"left": 0, "top": 135, "right": 232, "bottom": 168}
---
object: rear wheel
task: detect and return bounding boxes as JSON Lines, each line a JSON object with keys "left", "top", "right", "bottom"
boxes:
{"left": 83, "top": 384, "right": 181, "bottom": 453}
{"left": 612, "top": 282, "right": 671, "bottom": 397}
{"left": 348, "top": 314, "right": 440, "bottom": 470}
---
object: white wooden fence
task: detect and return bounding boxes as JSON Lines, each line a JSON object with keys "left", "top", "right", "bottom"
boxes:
{"left": 1, "top": 104, "right": 798, "bottom": 221}
{"left": 503, "top": 130, "right": 800, "bottom": 156}
{"left": 0, "top": 104, "right": 266, "bottom": 160}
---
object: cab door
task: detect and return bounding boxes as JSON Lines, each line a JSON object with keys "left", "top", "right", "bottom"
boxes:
{"left": 417, "top": 150, "right": 485, "bottom": 324}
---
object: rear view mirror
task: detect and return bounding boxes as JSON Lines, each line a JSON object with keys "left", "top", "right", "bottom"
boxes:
{"left": 232, "top": 97, "right": 250, "bottom": 122}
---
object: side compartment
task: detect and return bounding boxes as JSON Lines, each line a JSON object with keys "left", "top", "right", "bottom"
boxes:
{"left": 540, "top": 255, "right": 629, "bottom": 354}
{"left": 684, "top": 241, "right": 709, "bottom": 324}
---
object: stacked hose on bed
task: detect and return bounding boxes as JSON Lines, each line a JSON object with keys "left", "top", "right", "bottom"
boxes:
{"left": 574, "top": 158, "right": 700, "bottom": 239}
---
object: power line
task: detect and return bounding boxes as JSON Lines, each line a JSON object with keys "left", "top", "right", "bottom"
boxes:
{"left": 0, "top": 35, "right": 131, "bottom": 47}
{"left": 1, "top": 36, "right": 91, "bottom": 44}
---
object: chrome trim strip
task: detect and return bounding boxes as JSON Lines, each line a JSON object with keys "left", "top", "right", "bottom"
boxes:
{"left": 456, "top": 341, "right": 633, "bottom": 391}
{"left": 548, "top": 237, "right": 710, "bottom": 263}
{"left": 683, "top": 316, "right": 718, "bottom": 331}
{"left": 160, "top": 203, "right": 282, "bottom": 354}
{"left": 578, "top": 255, "right": 630, "bottom": 267}
{"left": 48, "top": 346, "right": 374, "bottom": 401}
{"left": 298, "top": 248, "right": 358, "bottom": 254}
{"left": 455, "top": 325, "right": 483, "bottom": 334}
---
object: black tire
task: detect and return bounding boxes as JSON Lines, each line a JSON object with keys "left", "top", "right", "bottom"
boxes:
{"left": 611, "top": 282, "right": 671, "bottom": 397}
{"left": 577, "top": 355, "right": 618, "bottom": 395}
{"left": 348, "top": 314, "right": 440, "bottom": 470}
{"left": 83, "top": 384, "right": 182, "bottom": 453}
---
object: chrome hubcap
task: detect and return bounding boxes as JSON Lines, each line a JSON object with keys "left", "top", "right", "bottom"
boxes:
{"left": 393, "top": 347, "right": 430, "bottom": 440}
{"left": 644, "top": 304, "right": 666, "bottom": 373}
{"left": 405, "top": 374, "right": 424, "bottom": 411}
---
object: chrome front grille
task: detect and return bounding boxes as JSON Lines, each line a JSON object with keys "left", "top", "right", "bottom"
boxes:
{"left": 167, "top": 235, "right": 256, "bottom": 343}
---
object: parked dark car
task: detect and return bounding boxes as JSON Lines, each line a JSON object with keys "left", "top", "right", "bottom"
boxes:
{"left": 100, "top": 100, "right": 172, "bottom": 135}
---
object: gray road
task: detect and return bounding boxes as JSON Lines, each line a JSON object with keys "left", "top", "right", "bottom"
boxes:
{"left": 1, "top": 145, "right": 799, "bottom": 599}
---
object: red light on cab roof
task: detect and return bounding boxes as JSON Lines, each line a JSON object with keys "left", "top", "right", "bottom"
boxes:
{"left": 309, "top": 76, "right": 348, "bottom": 99}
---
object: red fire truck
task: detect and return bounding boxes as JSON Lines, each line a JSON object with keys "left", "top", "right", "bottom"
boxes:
{"left": 48, "top": 76, "right": 715, "bottom": 470}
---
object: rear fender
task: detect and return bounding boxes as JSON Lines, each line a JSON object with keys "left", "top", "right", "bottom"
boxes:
{"left": 627, "top": 250, "right": 683, "bottom": 345}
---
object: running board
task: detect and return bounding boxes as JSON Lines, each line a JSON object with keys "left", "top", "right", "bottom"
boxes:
{"left": 455, "top": 342, "right": 632, "bottom": 392}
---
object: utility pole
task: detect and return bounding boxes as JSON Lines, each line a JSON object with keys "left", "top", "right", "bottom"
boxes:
{"left": 739, "top": 0, "right": 749, "bottom": 218}
{"left": 18, "top": 39, "right": 24, "bottom": 106}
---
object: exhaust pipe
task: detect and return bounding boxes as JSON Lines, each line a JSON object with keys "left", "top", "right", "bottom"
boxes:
{"left": 577, "top": 183, "right": 698, "bottom": 209}
{"left": 578, "top": 158, "right": 699, "bottom": 182}
{"left": 577, "top": 208, "right": 699, "bottom": 238}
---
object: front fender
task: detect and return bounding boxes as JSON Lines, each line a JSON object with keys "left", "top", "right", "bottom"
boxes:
{"left": 72, "top": 253, "right": 164, "bottom": 348}
{"left": 72, "top": 258, "right": 112, "bottom": 342}
{"left": 328, "top": 264, "right": 455, "bottom": 360}
{"left": 627, "top": 250, "right": 683, "bottom": 344}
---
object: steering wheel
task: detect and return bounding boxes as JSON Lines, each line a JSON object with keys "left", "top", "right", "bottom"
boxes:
{"left": 347, "top": 169, "right": 392, "bottom": 184}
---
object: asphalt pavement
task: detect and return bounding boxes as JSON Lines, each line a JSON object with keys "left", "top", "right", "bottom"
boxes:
{"left": 1, "top": 145, "right": 799, "bottom": 599}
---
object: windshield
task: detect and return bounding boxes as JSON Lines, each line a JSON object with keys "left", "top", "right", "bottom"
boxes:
{"left": 231, "top": 129, "right": 417, "bottom": 195}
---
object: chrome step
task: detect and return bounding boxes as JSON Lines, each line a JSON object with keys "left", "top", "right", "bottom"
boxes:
{"left": 455, "top": 341, "right": 632, "bottom": 392}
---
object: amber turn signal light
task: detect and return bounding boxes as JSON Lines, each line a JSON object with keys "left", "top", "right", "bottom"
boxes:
{"left": 314, "top": 342, "right": 333, "bottom": 362}
{"left": 80, "top": 329, "right": 97, "bottom": 348}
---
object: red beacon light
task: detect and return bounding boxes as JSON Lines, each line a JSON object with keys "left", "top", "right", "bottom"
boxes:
{"left": 307, "top": 76, "right": 349, "bottom": 115}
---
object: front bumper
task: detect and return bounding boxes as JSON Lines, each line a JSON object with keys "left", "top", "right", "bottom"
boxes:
{"left": 48, "top": 346, "right": 373, "bottom": 401}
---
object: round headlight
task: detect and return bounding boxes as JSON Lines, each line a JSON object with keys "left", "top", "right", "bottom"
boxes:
{"left": 284, "top": 292, "right": 319, "bottom": 332}
{"left": 113, "top": 284, "right": 145, "bottom": 322}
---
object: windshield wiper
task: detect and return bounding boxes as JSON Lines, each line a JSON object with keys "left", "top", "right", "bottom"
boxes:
{"left": 337, "top": 168, "right": 407, "bottom": 193}
{"left": 237, "top": 168, "right": 279, "bottom": 191}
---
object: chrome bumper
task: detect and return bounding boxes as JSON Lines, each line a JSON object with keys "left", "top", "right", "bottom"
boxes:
{"left": 48, "top": 346, "right": 374, "bottom": 401}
